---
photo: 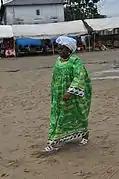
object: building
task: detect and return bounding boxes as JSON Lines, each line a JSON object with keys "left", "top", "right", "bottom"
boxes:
{"left": 4, "top": 0, "right": 64, "bottom": 25}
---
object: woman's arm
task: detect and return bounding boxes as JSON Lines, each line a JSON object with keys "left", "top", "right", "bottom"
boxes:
{"left": 67, "top": 58, "right": 86, "bottom": 97}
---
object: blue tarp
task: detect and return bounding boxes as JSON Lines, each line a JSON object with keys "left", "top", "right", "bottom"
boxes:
{"left": 51, "top": 38, "right": 57, "bottom": 43}
{"left": 16, "top": 38, "right": 42, "bottom": 48}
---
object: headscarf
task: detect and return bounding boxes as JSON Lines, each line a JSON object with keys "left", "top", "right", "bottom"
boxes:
{"left": 56, "top": 36, "right": 77, "bottom": 53}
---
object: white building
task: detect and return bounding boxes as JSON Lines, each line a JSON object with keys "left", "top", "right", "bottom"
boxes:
{"left": 4, "top": 0, "right": 64, "bottom": 25}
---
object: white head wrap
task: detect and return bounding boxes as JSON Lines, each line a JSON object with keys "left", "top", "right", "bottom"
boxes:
{"left": 56, "top": 36, "right": 77, "bottom": 53}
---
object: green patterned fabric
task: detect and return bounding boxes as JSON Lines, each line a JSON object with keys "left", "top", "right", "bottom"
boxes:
{"left": 48, "top": 54, "right": 92, "bottom": 143}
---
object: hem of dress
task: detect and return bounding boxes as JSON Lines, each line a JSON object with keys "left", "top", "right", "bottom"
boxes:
{"left": 47, "top": 130, "right": 88, "bottom": 146}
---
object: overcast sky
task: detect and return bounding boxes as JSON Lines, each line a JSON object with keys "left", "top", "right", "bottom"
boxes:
{"left": 98, "top": 0, "right": 119, "bottom": 17}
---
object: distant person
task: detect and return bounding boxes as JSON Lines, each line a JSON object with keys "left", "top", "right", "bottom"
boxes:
{"left": 98, "top": 41, "right": 108, "bottom": 51}
{"left": 43, "top": 36, "right": 92, "bottom": 153}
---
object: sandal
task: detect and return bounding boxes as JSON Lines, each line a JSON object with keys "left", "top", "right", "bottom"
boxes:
{"left": 42, "top": 145, "right": 59, "bottom": 154}
{"left": 79, "top": 131, "right": 89, "bottom": 145}
{"left": 80, "top": 138, "right": 88, "bottom": 145}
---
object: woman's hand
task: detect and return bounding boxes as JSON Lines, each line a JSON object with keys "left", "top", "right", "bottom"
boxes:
{"left": 63, "top": 92, "right": 70, "bottom": 101}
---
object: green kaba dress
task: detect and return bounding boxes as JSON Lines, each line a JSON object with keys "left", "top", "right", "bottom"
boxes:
{"left": 48, "top": 54, "right": 92, "bottom": 146}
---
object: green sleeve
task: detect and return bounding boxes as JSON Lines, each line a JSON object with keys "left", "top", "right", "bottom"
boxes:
{"left": 67, "top": 58, "right": 86, "bottom": 96}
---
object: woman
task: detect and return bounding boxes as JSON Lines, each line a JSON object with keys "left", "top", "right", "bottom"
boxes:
{"left": 44, "top": 36, "right": 92, "bottom": 153}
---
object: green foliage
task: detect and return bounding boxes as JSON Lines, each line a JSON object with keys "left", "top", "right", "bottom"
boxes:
{"left": 64, "top": 0, "right": 106, "bottom": 21}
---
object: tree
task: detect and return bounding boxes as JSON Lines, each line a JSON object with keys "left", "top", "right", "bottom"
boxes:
{"left": 64, "top": 0, "right": 106, "bottom": 21}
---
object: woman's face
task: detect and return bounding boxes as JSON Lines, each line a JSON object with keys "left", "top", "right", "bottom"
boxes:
{"left": 58, "top": 45, "right": 71, "bottom": 59}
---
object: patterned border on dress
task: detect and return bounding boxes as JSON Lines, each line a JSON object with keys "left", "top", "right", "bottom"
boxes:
{"left": 47, "top": 131, "right": 85, "bottom": 146}
{"left": 67, "top": 87, "right": 84, "bottom": 97}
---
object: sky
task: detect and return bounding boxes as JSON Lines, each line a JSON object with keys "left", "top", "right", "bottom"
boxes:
{"left": 98, "top": 0, "right": 119, "bottom": 17}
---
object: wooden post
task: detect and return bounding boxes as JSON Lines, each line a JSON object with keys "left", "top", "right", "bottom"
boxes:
{"left": 14, "top": 37, "right": 17, "bottom": 59}
{"left": 88, "top": 35, "right": 91, "bottom": 52}
{"left": 94, "top": 33, "right": 96, "bottom": 51}
{"left": 52, "top": 42, "right": 55, "bottom": 55}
